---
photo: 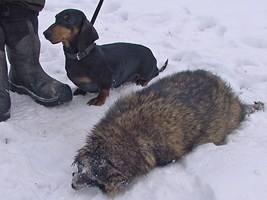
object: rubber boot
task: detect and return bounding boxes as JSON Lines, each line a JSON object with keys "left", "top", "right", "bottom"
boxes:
{"left": 0, "top": 26, "right": 10, "bottom": 121}
{"left": 6, "top": 18, "right": 72, "bottom": 106}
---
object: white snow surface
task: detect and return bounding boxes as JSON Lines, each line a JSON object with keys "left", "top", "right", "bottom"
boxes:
{"left": 1, "top": 0, "right": 267, "bottom": 199}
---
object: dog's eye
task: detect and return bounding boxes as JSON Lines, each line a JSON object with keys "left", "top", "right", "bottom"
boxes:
{"left": 65, "top": 18, "right": 72, "bottom": 23}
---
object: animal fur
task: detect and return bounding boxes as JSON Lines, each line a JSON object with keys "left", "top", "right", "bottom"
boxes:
{"left": 72, "top": 69, "right": 264, "bottom": 196}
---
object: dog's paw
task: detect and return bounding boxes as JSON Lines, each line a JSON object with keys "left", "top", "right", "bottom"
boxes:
{"left": 136, "top": 79, "right": 151, "bottom": 87}
{"left": 74, "top": 88, "right": 87, "bottom": 96}
{"left": 87, "top": 98, "right": 105, "bottom": 106}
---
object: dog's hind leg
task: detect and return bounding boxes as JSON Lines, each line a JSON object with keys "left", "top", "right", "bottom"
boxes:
{"left": 134, "top": 64, "right": 158, "bottom": 87}
{"left": 135, "top": 76, "right": 153, "bottom": 87}
{"left": 135, "top": 60, "right": 169, "bottom": 87}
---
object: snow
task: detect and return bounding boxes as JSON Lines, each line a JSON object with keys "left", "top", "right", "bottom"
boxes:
{"left": 1, "top": 0, "right": 267, "bottom": 199}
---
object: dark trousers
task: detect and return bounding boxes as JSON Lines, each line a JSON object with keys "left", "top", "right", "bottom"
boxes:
{"left": 0, "top": 17, "right": 39, "bottom": 50}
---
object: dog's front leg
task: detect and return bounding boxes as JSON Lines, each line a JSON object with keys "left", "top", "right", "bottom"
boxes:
{"left": 73, "top": 87, "right": 87, "bottom": 96}
{"left": 87, "top": 88, "right": 110, "bottom": 106}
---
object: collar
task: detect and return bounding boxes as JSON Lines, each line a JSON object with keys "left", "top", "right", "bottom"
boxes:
{"left": 64, "top": 43, "right": 96, "bottom": 60}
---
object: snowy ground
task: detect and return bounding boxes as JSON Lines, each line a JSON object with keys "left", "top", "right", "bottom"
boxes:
{"left": 1, "top": 0, "right": 267, "bottom": 199}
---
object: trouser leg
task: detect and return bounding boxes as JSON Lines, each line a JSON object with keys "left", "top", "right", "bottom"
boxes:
{"left": 0, "top": 25, "right": 10, "bottom": 121}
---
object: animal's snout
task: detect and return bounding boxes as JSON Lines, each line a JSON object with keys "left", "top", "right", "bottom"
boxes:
{"left": 71, "top": 183, "right": 77, "bottom": 189}
{"left": 43, "top": 29, "right": 52, "bottom": 40}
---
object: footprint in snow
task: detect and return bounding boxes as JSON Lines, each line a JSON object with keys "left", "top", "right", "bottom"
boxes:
{"left": 241, "top": 38, "right": 267, "bottom": 49}
{"left": 198, "top": 16, "right": 217, "bottom": 32}
{"left": 120, "top": 12, "right": 128, "bottom": 21}
{"left": 102, "top": 2, "right": 121, "bottom": 14}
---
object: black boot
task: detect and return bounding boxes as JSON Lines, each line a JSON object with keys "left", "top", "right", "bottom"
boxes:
{"left": 0, "top": 27, "right": 10, "bottom": 121}
{"left": 5, "top": 18, "right": 72, "bottom": 106}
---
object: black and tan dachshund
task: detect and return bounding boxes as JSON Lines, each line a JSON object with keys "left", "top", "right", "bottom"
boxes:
{"left": 43, "top": 9, "right": 168, "bottom": 106}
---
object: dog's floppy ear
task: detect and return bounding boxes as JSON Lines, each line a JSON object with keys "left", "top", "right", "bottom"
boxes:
{"left": 78, "top": 19, "right": 99, "bottom": 51}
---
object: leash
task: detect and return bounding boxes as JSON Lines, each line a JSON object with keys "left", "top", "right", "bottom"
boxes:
{"left": 90, "top": 0, "right": 104, "bottom": 25}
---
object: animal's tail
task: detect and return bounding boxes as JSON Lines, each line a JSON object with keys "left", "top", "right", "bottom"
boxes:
{"left": 243, "top": 101, "right": 264, "bottom": 116}
{"left": 159, "top": 59, "right": 168, "bottom": 73}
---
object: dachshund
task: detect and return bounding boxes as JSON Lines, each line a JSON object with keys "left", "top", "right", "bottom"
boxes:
{"left": 43, "top": 9, "right": 168, "bottom": 106}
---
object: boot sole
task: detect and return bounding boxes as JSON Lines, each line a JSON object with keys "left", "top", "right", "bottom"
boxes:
{"left": 9, "top": 81, "right": 72, "bottom": 107}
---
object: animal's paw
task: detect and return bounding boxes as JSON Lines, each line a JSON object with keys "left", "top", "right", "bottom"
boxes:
{"left": 87, "top": 98, "right": 105, "bottom": 106}
{"left": 74, "top": 88, "right": 87, "bottom": 96}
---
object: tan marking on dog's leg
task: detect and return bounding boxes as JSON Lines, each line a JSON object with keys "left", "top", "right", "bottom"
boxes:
{"left": 87, "top": 88, "right": 110, "bottom": 106}
{"left": 135, "top": 75, "right": 153, "bottom": 87}
{"left": 140, "top": 77, "right": 153, "bottom": 87}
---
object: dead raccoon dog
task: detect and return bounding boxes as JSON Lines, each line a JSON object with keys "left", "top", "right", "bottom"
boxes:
{"left": 72, "top": 69, "right": 264, "bottom": 196}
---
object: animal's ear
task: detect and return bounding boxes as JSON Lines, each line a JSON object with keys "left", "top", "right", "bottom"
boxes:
{"left": 78, "top": 19, "right": 99, "bottom": 51}
{"left": 73, "top": 136, "right": 95, "bottom": 165}
{"left": 104, "top": 169, "right": 128, "bottom": 196}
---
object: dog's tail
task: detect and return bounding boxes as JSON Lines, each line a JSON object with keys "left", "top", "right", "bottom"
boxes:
{"left": 159, "top": 59, "right": 168, "bottom": 73}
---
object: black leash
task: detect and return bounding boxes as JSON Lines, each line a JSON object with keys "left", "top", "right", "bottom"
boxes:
{"left": 90, "top": 0, "right": 104, "bottom": 25}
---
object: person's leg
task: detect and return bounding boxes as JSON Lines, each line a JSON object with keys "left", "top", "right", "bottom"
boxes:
{"left": 0, "top": 25, "right": 10, "bottom": 121}
{"left": 3, "top": 16, "right": 72, "bottom": 106}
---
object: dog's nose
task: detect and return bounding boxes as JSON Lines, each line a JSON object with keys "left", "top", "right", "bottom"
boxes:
{"left": 43, "top": 30, "right": 51, "bottom": 40}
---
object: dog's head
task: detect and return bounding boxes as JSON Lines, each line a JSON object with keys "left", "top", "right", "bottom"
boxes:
{"left": 71, "top": 137, "right": 129, "bottom": 196}
{"left": 43, "top": 9, "right": 99, "bottom": 51}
